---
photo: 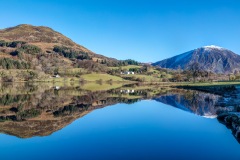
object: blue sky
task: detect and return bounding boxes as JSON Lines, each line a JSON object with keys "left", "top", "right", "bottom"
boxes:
{"left": 1, "top": 0, "right": 240, "bottom": 62}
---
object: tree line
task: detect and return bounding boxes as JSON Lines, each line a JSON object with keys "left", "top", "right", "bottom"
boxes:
{"left": 53, "top": 45, "right": 90, "bottom": 60}
{"left": 0, "top": 58, "right": 31, "bottom": 69}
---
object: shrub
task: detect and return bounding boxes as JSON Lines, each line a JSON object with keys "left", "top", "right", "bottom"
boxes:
{"left": 16, "top": 108, "right": 41, "bottom": 120}
{"left": 17, "top": 45, "right": 42, "bottom": 54}
{"left": 0, "top": 58, "right": 30, "bottom": 69}
{"left": 1, "top": 75, "right": 14, "bottom": 82}
{"left": 53, "top": 45, "right": 90, "bottom": 60}
{"left": 0, "top": 40, "right": 26, "bottom": 48}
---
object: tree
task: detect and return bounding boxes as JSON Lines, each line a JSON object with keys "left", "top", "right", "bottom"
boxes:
{"left": 54, "top": 68, "right": 59, "bottom": 75}
{"left": 173, "top": 74, "right": 182, "bottom": 82}
{"left": 177, "top": 65, "right": 182, "bottom": 74}
{"left": 189, "top": 62, "right": 201, "bottom": 83}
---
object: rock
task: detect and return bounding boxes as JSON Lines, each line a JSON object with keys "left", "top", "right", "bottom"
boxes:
{"left": 218, "top": 112, "right": 240, "bottom": 140}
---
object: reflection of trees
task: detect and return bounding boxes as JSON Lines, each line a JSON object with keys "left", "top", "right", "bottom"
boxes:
{"left": 0, "top": 84, "right": 164, "bottom": 138}
{"left": 53, "top": 104, "right": 90, "bottom": 117}
{"left": 0, "top": 84, "right": 222, "bottom": 138}
{"left": 0, "top": 85, "right": 221, "bottom": 123}
{"left": 0, "top": 94, "right": 30, "bottom": 105}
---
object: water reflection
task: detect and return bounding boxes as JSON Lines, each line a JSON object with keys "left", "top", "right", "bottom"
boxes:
{"left": 154, "top": 90, "right": 220, "bottom": 118}
{"left": 0, "top": 83, "right": 234, "bottom": 140}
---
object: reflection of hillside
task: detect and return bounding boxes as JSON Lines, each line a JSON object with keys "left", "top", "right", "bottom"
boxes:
{"left": 0, "top": 84, "right": 163, "bottom": 138}
{"left": 0, "top": 84, "right": 227, "bottom": 138}
{"left": 154, "top": 89, "right": 220, "bottom": 118}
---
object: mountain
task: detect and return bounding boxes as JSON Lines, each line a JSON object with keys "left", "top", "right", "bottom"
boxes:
{"left": 0, "top": 24, "right": 140, "bottom": 81}
{"left": 153, "top": 45, "right": 240, "bottom": 74}
{"left": 0, "top": 24, "right": 113, "bottom": 59}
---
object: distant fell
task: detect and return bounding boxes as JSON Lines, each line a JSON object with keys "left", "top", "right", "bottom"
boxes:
{"left": 153, "top": 45, "right": 240, "bottom": 74}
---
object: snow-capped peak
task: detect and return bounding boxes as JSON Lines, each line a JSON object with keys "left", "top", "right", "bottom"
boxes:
{"left": 203, "top": 45, "right": 224, "bottom": 50}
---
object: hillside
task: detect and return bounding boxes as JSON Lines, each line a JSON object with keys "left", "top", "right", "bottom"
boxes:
{"left": 0, "top": 24, "right": 122, "bottom": 63}
{"left": 0, "top": 24, "right": 115, "bottom": 60}
{"left": 0, "top": 24, "right": 139, "bottom": 82}
{"left": 153, "top": 45, "right": 240, "bottom": 74}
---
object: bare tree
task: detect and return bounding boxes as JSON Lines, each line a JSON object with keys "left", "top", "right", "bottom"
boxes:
{"left": 177, "top": 65, "right": 181, "bottom": 74}
{"left": 189, "top": 62, "right": 201, "bottom": 83}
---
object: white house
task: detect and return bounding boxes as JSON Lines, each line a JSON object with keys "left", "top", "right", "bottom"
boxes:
{"left": 121, "top": 71, "right": 134, "bottom": 75}
{"left": 53, "top": 74, "right": 60, "bottom": 78}
{"left": 120, "top": 89, "right": 135, "bottom": 93}
{"left": 54, "top": 86, "right": 60, "bottom": 90}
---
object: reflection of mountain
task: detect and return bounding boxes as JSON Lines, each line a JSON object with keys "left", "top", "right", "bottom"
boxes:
{"left": 154, "top": 90, "right": 220, "bottom": 118}
{"left": 154, "top": 87, "right": 240, "bottom": 142}
{"left": 0, "top": 84, "right": 236, "bottom": 140}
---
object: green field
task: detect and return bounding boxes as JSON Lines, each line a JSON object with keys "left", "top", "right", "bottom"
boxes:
{"left": 81, "top": 73, "right": 126, "bottom": 82}
{"left": 108, "top": 65, "right": 142, "bottom": 70}
{"left": 122, "top": 74, "right": 162, "bottom": 82}
{"left": 37, "top": 73, "right": 127, "bottom": 83}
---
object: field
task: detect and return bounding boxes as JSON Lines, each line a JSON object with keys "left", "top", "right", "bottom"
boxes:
{"left": 108, "top": 65, "right": 142, "bottom": 70}
{"left": 58, "top": 68, "right": 88, "bottom": 75}
{"left": 121, "top": 74, "right": 160, "bottom": 82}
{"left": 81, "top": 73, "right": 126, "bottom": 82}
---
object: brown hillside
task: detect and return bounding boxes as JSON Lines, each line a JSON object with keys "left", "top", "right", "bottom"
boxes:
{"left": 0, "top": 24, "right": 116, "bottom": 60}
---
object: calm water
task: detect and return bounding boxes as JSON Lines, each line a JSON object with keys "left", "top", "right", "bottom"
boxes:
{"left": 0, "top": 83, "right": 239, "bottom": 160}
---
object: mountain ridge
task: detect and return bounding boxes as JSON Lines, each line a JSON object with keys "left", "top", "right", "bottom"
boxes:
{"left": 153, "top": 45, "right": 240, "bottom": 74}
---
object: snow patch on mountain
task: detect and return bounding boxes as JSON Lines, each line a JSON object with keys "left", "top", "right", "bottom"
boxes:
{"left": 203, "top": 45, "right": 224, "bottom": 50}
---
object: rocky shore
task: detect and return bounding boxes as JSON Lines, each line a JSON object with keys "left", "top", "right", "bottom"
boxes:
{"left": 218, "top": 112, "right": 240, "bottom": 142}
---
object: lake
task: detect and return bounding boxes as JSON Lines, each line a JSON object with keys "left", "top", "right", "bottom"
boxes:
{"left": 0, "top": 83, "right": 239, "bottom": 160}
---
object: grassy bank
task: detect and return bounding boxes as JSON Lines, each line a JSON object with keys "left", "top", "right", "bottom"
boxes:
{"left": 172, "top": 81, "right": 240, "bottom": 96}
{"left": 175, "top": 81, "right": 240, "bottom": 87}
{"left": 81, "top": 73, "right": 126, "bottom": 82}
{"left": 108, "top": 65, "right": 141, "bottom": 70}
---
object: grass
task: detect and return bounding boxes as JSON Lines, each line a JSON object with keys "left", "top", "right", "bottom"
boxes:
{"left": 147, "top": 68, "right": 173, "bottom": 79}
{"left": 58, "top": 68, "right": 88, "bottom": 75}
{"left": 0, "top": 24, "right": 76, "bottom": 47}
{"left": 122, "top": 74, "right": 161, "bottom": 82}
{"left": 0, "top": 52, "right": 13, "bottom": 58}
{"left": 176, "top": 81, "right": 240, "bottom": 87}
{"left": 108, "top": 65, "right": 173, "bottom": 81}
{"left": 108, "top": 65, "right": 142, "bottom": 70}
{"left": 81, "top": 73, "right": 126, "bottom": 82}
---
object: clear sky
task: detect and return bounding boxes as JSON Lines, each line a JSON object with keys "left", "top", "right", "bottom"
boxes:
{"left": 1, "top": 0, "right": 240, "bottom": 62}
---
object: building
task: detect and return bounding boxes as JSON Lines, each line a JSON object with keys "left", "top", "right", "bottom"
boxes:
{"left": 53, "top": 74, "right": 60, "bottom": 78}
{"left": 121, "top": 71, "right": 135, "bottom": 75}
{"left": 120, "top": 89, "right": 135, "bottom": 93}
